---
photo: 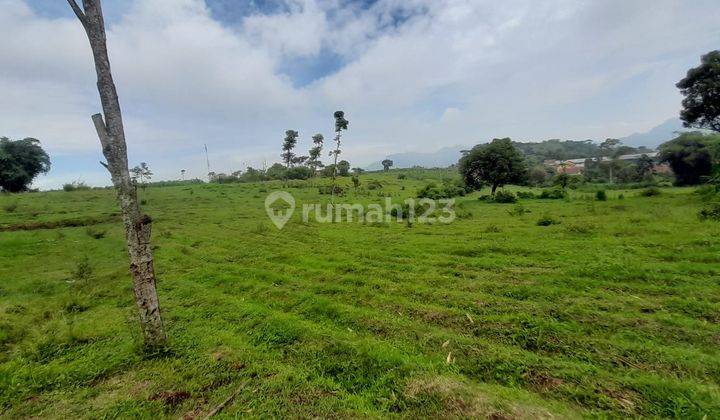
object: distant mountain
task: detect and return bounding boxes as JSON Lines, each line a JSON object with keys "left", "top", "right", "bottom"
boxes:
{"left": 364, "top": 146, "right": 466, "bottom": 171}
{"left": 364, "top": 118, "right": 692, "bottom": 170}
{"left": 619, "top": 118, "right": 686, "bottom": 149}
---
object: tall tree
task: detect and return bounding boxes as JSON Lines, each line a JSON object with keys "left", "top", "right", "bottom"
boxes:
{"left": 307, "top": 133, "right": 324, "bottom": 174}
{"left": 67, "top": 0, "right": 166, "bottom": 347}
{"left": 282, "top": 130, "right": 299, "bottom": 168}
{"left": 330, "top": 111, "right": 349, "bottom": 204}
{"left": 0, "top": 137, "right": 50, "bottom": 193}
{"left": 458, "top": 138, "right": 527, "bottom": 195}
{"left": 381, "top": 159, "right": 393, "bottom": 172}
{"left": 677, "top": 50, "right": 720, "bottom": 132}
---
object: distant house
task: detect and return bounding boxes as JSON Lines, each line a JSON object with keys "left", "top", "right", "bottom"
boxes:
{"left": 546, "top": 152, "right": 670, "bottom": 176}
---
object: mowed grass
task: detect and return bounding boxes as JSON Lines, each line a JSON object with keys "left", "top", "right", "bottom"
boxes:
{"left": 1, "top": 169, "right": 719, "bottom": 418}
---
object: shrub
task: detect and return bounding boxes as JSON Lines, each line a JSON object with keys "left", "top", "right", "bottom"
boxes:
{"left": 539, "top": 188, "right": 567, "bottom": 199}
{"left": 595, "top": 190, "right": 607, "bottom": 201}
{"left": 493, "top": 190, "right": 517, "bottom": 203}
{"left": 485, "top": 224, "right": 502, "bottom": 233}
{"left": 397, "top": 174, "right": 406, "bottom": 180}
{"left": 72, "top": 256, "right": 93, "bottom": 282}
{"left": 507, "top": 204, "right": 530, "bottom": 216}
{"left": 3, "top": 202, "right": 18, "bottom": 213}
{"left": 640, "top": 187, "right": 661, "bottom": 197}
{"left": 618, "top": 193, "right": 625, "bottom": 200}
{"left": 699, "top": 203, "right": 720, "bottom": 221}
{"left": 286, "top": 166, "right": 314, "bottom": 180}
{"left": 417, "top": 182, "right": 466, "bottom": 199}
{"left": 366, "top": 181, "right": 383, "bottom": 190}
{"left": 63, "top": 181, "right": 91, "bottom": 192}
{"left": 318, "top": 185, "right": 345, "bottom": 196}
{"left": 85, "top": 227, "right": 107, "bottom": 239}
{"left": 695, "top": 184, "right": 719, "bottom": 201}
{"left": 516, "top": 191, "right": 536, "bottom": 199}
{"left": 536, "top": 215, "right": 560, "bottom": 226}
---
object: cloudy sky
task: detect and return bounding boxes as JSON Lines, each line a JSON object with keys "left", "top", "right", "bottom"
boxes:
{"left": 1, "top": 0, "right": 718, "bottom": 188}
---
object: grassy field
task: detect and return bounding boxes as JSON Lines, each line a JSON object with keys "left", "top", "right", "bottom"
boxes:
{"left": 1, "top": 169, "right": 719, "bottom": 418}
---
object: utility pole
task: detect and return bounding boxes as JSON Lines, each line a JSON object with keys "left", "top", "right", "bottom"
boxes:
{"left": 204, "top": 144, "right": 211, "bottom": 182}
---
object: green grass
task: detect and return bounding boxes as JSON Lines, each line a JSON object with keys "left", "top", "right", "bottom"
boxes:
{"left": 1, "top": 170, "right": 719, "bottom": 418}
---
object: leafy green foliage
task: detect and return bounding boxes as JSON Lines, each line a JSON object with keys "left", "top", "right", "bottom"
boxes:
{"left": 493, "top": 190, "right": 517, "bottom": 203}
{"left": 659, "top": 132, "right": 720, "bottom": 185}
{"left": 698, "top": 203, "right": 720, "bottom": 220}
{"left": 677, "top": 50, "right": 720, "bottom": 131}
{"left": 0, "top": 137, "right": 50, "bottom": 193}
{"left": 595, "top": 190, "right": 607, "bottom": 201}
{"left": 416, "top": 181, "right": 466, "bottom": 199}
{"left": 459, "top": 138, "right": 527, "bottom": 193}
{"left": 538, "top": 188, "right": 567, "bottom": 199}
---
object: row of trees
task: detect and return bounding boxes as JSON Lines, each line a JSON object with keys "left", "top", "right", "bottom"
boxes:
{"left": 460, "top": 131, "right": 720, "bottom": 194}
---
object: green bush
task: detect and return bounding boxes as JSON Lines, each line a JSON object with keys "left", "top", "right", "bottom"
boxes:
{"left": 318, "top": 185, "right": 345, "bottom": 196}
{"left": 595, "top": 190, "right": 607, "bottom": 201}
{"left": 539, "top": 188, "right": 567, "bottom": 199}
{"left": 366, "top": 181, "right": 383, "bottom": 190}
{"left": 507, "top": 204, "right": 530, "bottom": 216}
{"left": 397, "top": 174, "right": 406, "bottom": 180}
{"left": 63, "top": 181, "right": 91, "bottom": 192}
{"left": 516, "top": 191, "right": 536, "bottom": 199}
{"left": 416, "top": 182, "right": 466, "bottom": 199}
{"left": 698, "top": 203, "right": 720, "bottom": 221}
{"left": 536, "top": 215, "right": 561, "bottom": 226}
{"left": 640, "top": 187, "right": 661, "bottom": 197}
{"left": 493, "top": 190, "right": 517, "bottom": 203}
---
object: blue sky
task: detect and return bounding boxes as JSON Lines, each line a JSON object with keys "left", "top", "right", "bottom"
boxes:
{"left": 1, "top": 0, "right": 719, "bottom": 189}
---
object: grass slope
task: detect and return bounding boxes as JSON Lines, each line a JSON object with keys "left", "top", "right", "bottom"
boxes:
{"left": 1, "top": 169, "right": 719, "bottom": 418}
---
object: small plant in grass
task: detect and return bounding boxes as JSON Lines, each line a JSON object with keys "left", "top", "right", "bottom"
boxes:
{"left": 3, "top": 202, "right": 18, "bottom": 213}
{"left": 397, "top": 174, "right": 406, "bottom": 180}
{"left": 85, "top": 227, "right": 107, "bottom": 239}
{"left": 536, "top": 215, "right": 560, "bottom": 226}
{"left": 618, "top": 193, "right": 625, "bottom": 200}
{"left": 698, "top": 203, "right": 720, "bottom": 221}
{"left": 507, "top": 204, "right": 530, "bottom": 216}
{"left": 493, "top": 190, "right": 517, "bottom": 203}
{"left": 640, "top": 187, "right": 661, "bottom": 197}
{"left": 63, "top": 181, "right": 91, "bottom": 192}
{"left": 595, "top": 190, "right": 607, "bottom": 201}
{"left": 485, "top": 224, "right": 502, "bottom": 233}
{"left": 72, "top": 256, "right": 93, "bottom": 282}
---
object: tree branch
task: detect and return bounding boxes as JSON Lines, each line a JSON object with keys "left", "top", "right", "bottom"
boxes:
{"left": 66, "top": 0, "right": 88, "bottom": 27}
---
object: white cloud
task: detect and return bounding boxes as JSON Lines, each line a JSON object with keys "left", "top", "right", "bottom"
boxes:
{"left": 1, "top": 0, "right": 719, "bottom": 188}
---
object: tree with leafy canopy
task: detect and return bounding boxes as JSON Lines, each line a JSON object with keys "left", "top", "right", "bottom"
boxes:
{"left": 330, "top": 111, "right": 349, "bottom": 204}
{"left": 337, "top": 160, "right": 351, "bottom": 177}
{"left": 458, "top": 138, "right": 527, "bottom": 195}
{"left": 381, "top": 159, "right": 393, "bottom": 172}
{"left": 281, "top": 130, "right": 299, "bottom": 168}
{"left": 131, "top": 162, "right": 152, "bottom": 185}
{"left": 0, "top": 137, "right": 50, "bottom": 193}
{"left": 659, "top": 132, "right": 720, "bottom": 185}
{"left": 677, "top": 50, "right": 720, "bottom": 132}
{"left": 307, "top": 133, "right": 324, "bottom": 174}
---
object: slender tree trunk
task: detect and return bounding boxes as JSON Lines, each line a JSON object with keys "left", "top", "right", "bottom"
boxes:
{"left": 330, "top": 132, "right": 341, "bottom": 205}
{"left": 69, "top": 0, "right": 166, "bottom": 347}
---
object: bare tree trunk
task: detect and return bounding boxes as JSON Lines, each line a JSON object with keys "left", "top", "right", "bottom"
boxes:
{"left": 330, "top": 132, "right": 341, "bottom": 206}
{"left": 68, "top": 0, "right": 167, "bottom": 347}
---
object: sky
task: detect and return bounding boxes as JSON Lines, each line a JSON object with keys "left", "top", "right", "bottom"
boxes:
{"left": 1, "top": 0, "right": 718, "bottom": 189}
